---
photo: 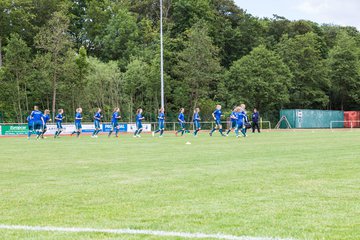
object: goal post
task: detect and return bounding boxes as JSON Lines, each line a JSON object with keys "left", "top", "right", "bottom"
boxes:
{"left": 330, "top": 120, "right": 360, "bottom": 131}
{"left": 260, "top": 120, "right": 272, "bottom": 130}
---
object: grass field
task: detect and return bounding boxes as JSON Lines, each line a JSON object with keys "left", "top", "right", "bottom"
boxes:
{"left": 0, "top": 130, "right": 359, "bottom": 240}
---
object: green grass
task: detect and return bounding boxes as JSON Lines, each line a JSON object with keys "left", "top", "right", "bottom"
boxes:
{"left": 0, "top": 131, "right": 359, "bottom": 240}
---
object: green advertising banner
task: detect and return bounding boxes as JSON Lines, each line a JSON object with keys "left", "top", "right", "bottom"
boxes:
{"left": 1, "top": 125, "right": 28, "bottom": 135}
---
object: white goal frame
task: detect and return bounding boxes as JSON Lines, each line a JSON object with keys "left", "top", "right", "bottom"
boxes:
{"left": 330, "top": 120, "right": 360, "bottom": 131}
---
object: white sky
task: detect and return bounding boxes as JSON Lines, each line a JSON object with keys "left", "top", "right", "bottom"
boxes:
{"left": 234, "top": 0, "right": 360, "bottom": 30}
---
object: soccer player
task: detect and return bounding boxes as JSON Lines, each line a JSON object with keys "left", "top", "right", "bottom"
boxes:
{"left": 134, "top": 108, "right": 145, "bottom": 138}
{"left": 54, "top": 109, "right": 64, "bottom": 138}
{"left": 26, "top": 113, "right": 34, "bottom": 139}
{"left": 226, "top": 107, "right": 239, "bottom": 136}
{"left": 175, "top": 108, "right": 186, "bottom": 136}
{"left": 209, "top": 104, "right": 225, "bottom": 136}
{"left": 152, "top": 108, "right": 165, "bottom": 137}
{"left": 71, "top": 108, "right": 83, "bottom": 138}
{"left": 240, "top": 104, "right": 250, "bottom": 135}
{"left": 108, "top": 107, "right": 121, "bottom": 138}
{"left": 193, "top": 108, "right": 201, "bottom": 137}
{"left": 92, "top": 108, "right": 102, "bottom": 138}
{"left": 30, "top": 106, "right": 44, "bottom": 139}
{"left": 235, "top": 105, "right": 247, "bottom": 138}
{"left": 40, "top": 109, "right": 51, "bottom": 138}
{"left": 252, "top": 108, "right": 260, "bottom": 133}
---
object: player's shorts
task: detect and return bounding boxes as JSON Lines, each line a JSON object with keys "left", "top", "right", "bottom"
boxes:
{"left": 236, "top": 122, "right": 244, "bottom": 129}
{"left": 75, "top": 122, "right": 82, "bottom": 130}
{"left": 56, "top": 122, "right": 63, "bottom": 129}
{"left": 231, "top": 121, "right": 237, "bottom": 129}
{"left": 158, "top": 121, "right": 164, "bottom": 130}
{"left": 33, "top": 120, "right": 43, "bottom": 130}
{"left": 215, "top": 119, "right": 221, "bottom": 126}
{"left": 28, "top": 123, "right": 34, "bottom": 131}
{"left": 194, "top": 121, "right": 201, "bottom": 130}
{"left": 136, "top": 121, "right": 143, "bottom": 130}
{"left": 111, "top": 122, "right": 119, "bottom": 130}
{"left": 179, "top": 122, "right": 185, "bottom": 129}
{"left": 94, "top": 120, "right": 101, "bottom": 129}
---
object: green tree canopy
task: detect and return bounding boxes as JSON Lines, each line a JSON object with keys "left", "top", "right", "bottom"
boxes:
{"left": 34, "top": 10, "right": 72, "bottom": 119}
{"left": 226, "top": 45, "right": 292, "bottom": 115}
{"left": 2, "top": 33, "right": 32, "bottom": 121}
{"left": 276, "top": 32, "right": 330, "bottom": 109}
{"left": 328, "top": 31, "right": 360, "bottom": 110}
{"left": 175, "top": 21, "right": 221, "bottom": 114}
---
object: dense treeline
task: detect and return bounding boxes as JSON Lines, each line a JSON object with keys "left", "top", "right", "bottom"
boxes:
{"left": 0, "top": 0, "right": 360, "bottom": 123}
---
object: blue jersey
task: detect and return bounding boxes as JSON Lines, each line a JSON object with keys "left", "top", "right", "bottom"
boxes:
{"left": 158, "top": 113, "right": 165, "bottom": 123}
{"left": 27, "top": 115, "right": 33, "bottom": 125}
{"left": 56, "top": 113, "right": 63, "bottom": 123}
{"left": 243, "top": 111, "right": 248, "bottom": 122}
{"left": 236, "top": 111, "right": 246, "bottom": 125}
{"left": 112, "top": 112, "right": 120, "bottom": 123}
{"left": 178, "top": 113, "right": 185, "bottom": 122}
{"left": 230, "top": 111, "right": 237, "bottom": 122}
{"left": 31, "top": 110, "right": 43, "bottom": 121}
{"left": 213, "top": 109, "right": 222, "bottom": 120}
{"left": 43, "top": 114, "right": 50, "bottom": 123}
{"left": 94, "top": 112, "right": 101, "bottom": 122}
{"left": 75, "top": 113, "right": 82, "bottom": 123}
{"left": 136, "top": 113, "right": 143, "bottom": 123}
{"left": 193, "top": 112, "right": 200, "bottom": 122}
{"left": 252, "top": 112, "right": 259, "bottom": 123}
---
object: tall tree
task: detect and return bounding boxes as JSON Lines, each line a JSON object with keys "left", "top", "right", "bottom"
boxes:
{"left": 85, "top": 57, "right": 123, "bottom": 120}
{"left": 3, "top": 33, "right": 32, "bottom": 122}
{"left": 226, "top": 45, "right": 292, "bottom": 114}
{"left": 123, "top": 58, "right": 150, "bottom": 114}
{"left": 98, "top": 8, "right": 139, "bottom": 67}
{"left": 69, "top": 0, "right": 87, "bottom": 49}
{"left": 0, "top": 0, "right": 34, "bottom": 66}
{"left": 83, "top": 0, "right": 112, "bottom": 55}
{"left": 276, "top": 32, "right": 330, "bottom": 109}
{"left": 265, "top": 15, "right": 291, "bottom": 46}
{"left": 175, "top": 21, "right": 221, "bottom": 114}
{"left": 171, "top": 0, "right": 214, "bottom": 35}
{"left": 59, "top": 48, "right": 89, "bottom": 112}
{"left": 75, "top": 46, "right": 89, "bottom": 90}
{"left": 30, "top": 53, "right": 53, "bottom": 110}
{"left": 328, "top": 31, "right": 360, "bottom": 110}
{"left": 34, "top": 11, "right": 72, "bottom": 119}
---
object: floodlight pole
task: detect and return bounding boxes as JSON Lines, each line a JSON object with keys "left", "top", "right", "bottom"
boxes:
{"left": 160, "top": 0, "right": 164, "bottom": 109}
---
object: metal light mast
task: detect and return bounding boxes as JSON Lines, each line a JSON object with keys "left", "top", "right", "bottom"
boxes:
{"left": 160, "top": 0, "right": 164, "bottom": 108}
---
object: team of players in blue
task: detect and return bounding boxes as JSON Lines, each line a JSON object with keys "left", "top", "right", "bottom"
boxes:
{"left": 26, "top": 106, "right": 52, "bottom": 139}
{"left": 26, "top": 104, "right": 252, "bottom": 139}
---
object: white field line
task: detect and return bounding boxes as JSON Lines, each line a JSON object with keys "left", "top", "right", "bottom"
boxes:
{"left": 0, "top": 224, "right": 295, "bottom": 240}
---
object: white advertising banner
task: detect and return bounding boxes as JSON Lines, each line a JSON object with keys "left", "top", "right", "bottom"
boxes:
{"left": 81, "top": 124, "right": 96, "bottom": 133}
{"left": 127, "top": 124, "right": 151, "bottom": 133}
{"left": 43, "top": 124, "right": 59, "bottom": 135}
{"left": 43, "top": 124, "right": 79, "bottom": 135}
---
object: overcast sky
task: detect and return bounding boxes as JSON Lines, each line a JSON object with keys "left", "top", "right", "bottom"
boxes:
{"left": 234, "top": 0, "right": 360, "bottom": 30}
